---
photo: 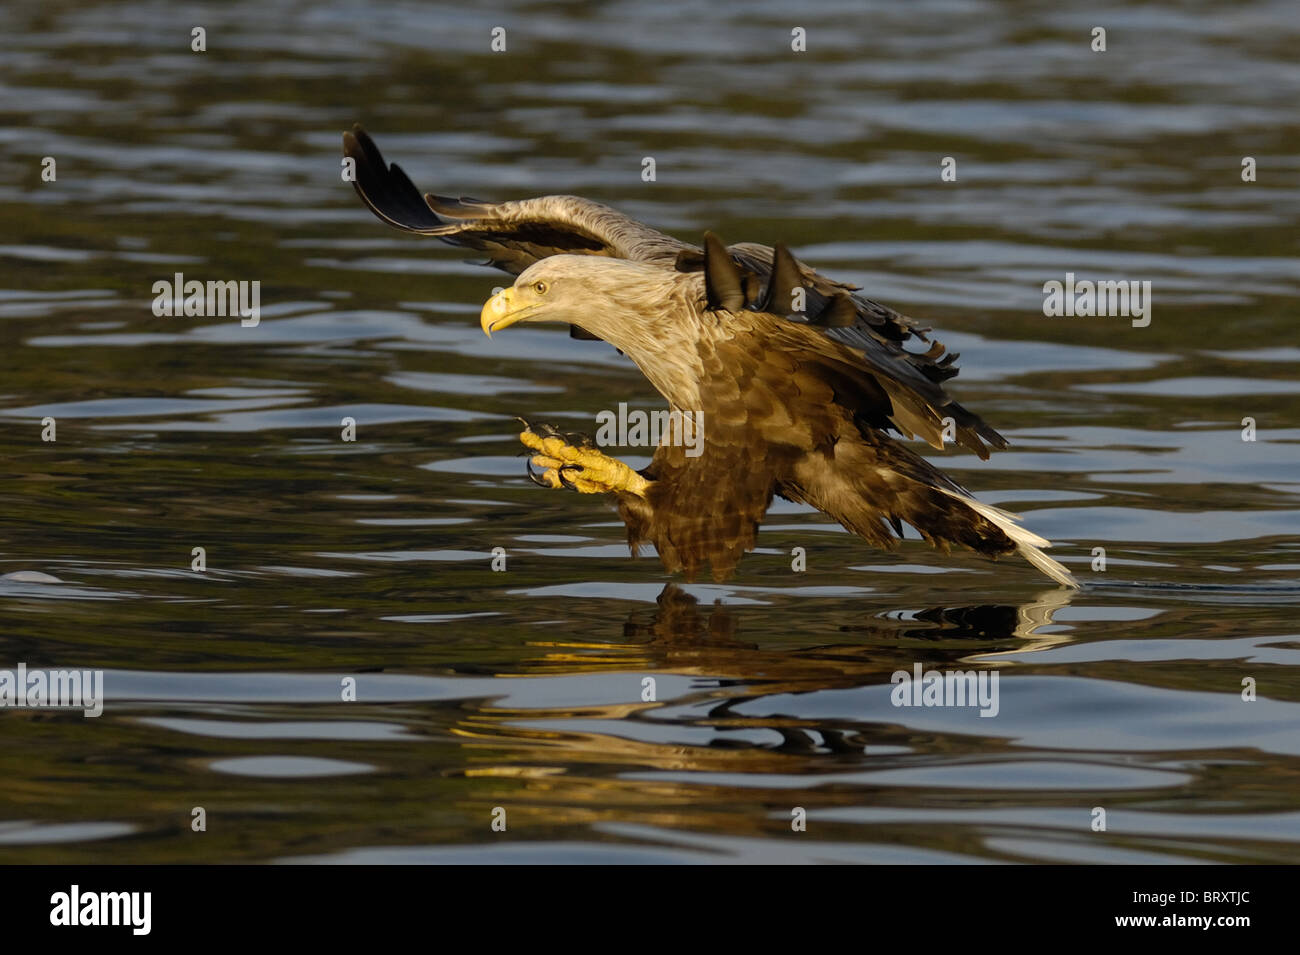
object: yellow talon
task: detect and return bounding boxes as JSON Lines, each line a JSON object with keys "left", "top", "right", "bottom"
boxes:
{"left": 518, "top": 427, "right": 649, "bottom": 498}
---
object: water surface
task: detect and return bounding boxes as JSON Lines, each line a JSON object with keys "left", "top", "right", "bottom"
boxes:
{"left": 1, "top": 0, "right": 1298, "bottom": 863}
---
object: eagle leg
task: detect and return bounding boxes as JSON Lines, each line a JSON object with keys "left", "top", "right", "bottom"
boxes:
{"left": 517, "top": 424, "right": 649, "bottom": 498}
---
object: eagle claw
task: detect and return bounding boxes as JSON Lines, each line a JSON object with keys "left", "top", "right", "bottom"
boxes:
{"left": 526, "top": 456, "right": 554, "bottom": 488}
{"left": 513, "top": 418, "right": 651, "bottom": 498}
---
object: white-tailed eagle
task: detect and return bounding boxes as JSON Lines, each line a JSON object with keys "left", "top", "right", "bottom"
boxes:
{"left": 343, "top": 125, "right": 1076, "bottom": 588}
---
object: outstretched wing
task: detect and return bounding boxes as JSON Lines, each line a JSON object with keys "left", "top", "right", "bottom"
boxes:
{"left": 343, "top": 124, "right": 689, "bottom": 274}
{"left": 344, "top": 126, "right": 1003, "bottom": 456}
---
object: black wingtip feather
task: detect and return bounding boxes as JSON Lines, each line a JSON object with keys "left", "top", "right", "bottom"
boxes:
{"left": 763, "top": 243, "right": 805, "bottom": 315}
{"left": 343, "top": 125, "right": 445, "bottom": 233}
{"left": 703, "top": 232, "right": 746, "bottom": 312}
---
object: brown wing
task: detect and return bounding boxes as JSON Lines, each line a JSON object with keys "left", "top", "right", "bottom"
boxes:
{"left": 691, "top": 233, "right": 1006, "bottom": 459}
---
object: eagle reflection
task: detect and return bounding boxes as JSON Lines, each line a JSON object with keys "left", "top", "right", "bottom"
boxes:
{"left": 442, "top": 585, "right": 1076, "bottom": 819}
{"left": 615, "top": 582, "right": 1073, "bottom": 656}
{"left": 489, "top": 582, "right": 1074, "bottom": 694}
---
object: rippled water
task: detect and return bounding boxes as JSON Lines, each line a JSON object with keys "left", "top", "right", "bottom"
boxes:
{"left": 1, "top": 0, "right": 1298, "bottom": 863}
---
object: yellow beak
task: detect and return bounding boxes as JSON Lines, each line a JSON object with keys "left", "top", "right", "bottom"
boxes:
{"left": 480, "top": 286, "right": 528, "bottom": 337}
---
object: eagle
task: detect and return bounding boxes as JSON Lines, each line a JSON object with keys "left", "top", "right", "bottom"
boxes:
{"left": 343, "top": 125, "right": 1076, "bottom": 588}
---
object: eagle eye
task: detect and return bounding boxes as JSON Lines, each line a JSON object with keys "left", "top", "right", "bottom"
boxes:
{"left": 533, "top": 281, "right": 548, "bottom": 295}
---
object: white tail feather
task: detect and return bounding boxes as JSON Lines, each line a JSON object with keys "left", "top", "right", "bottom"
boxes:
{"left": 940, "top": 490, "right": 1078, "bottom": 588}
